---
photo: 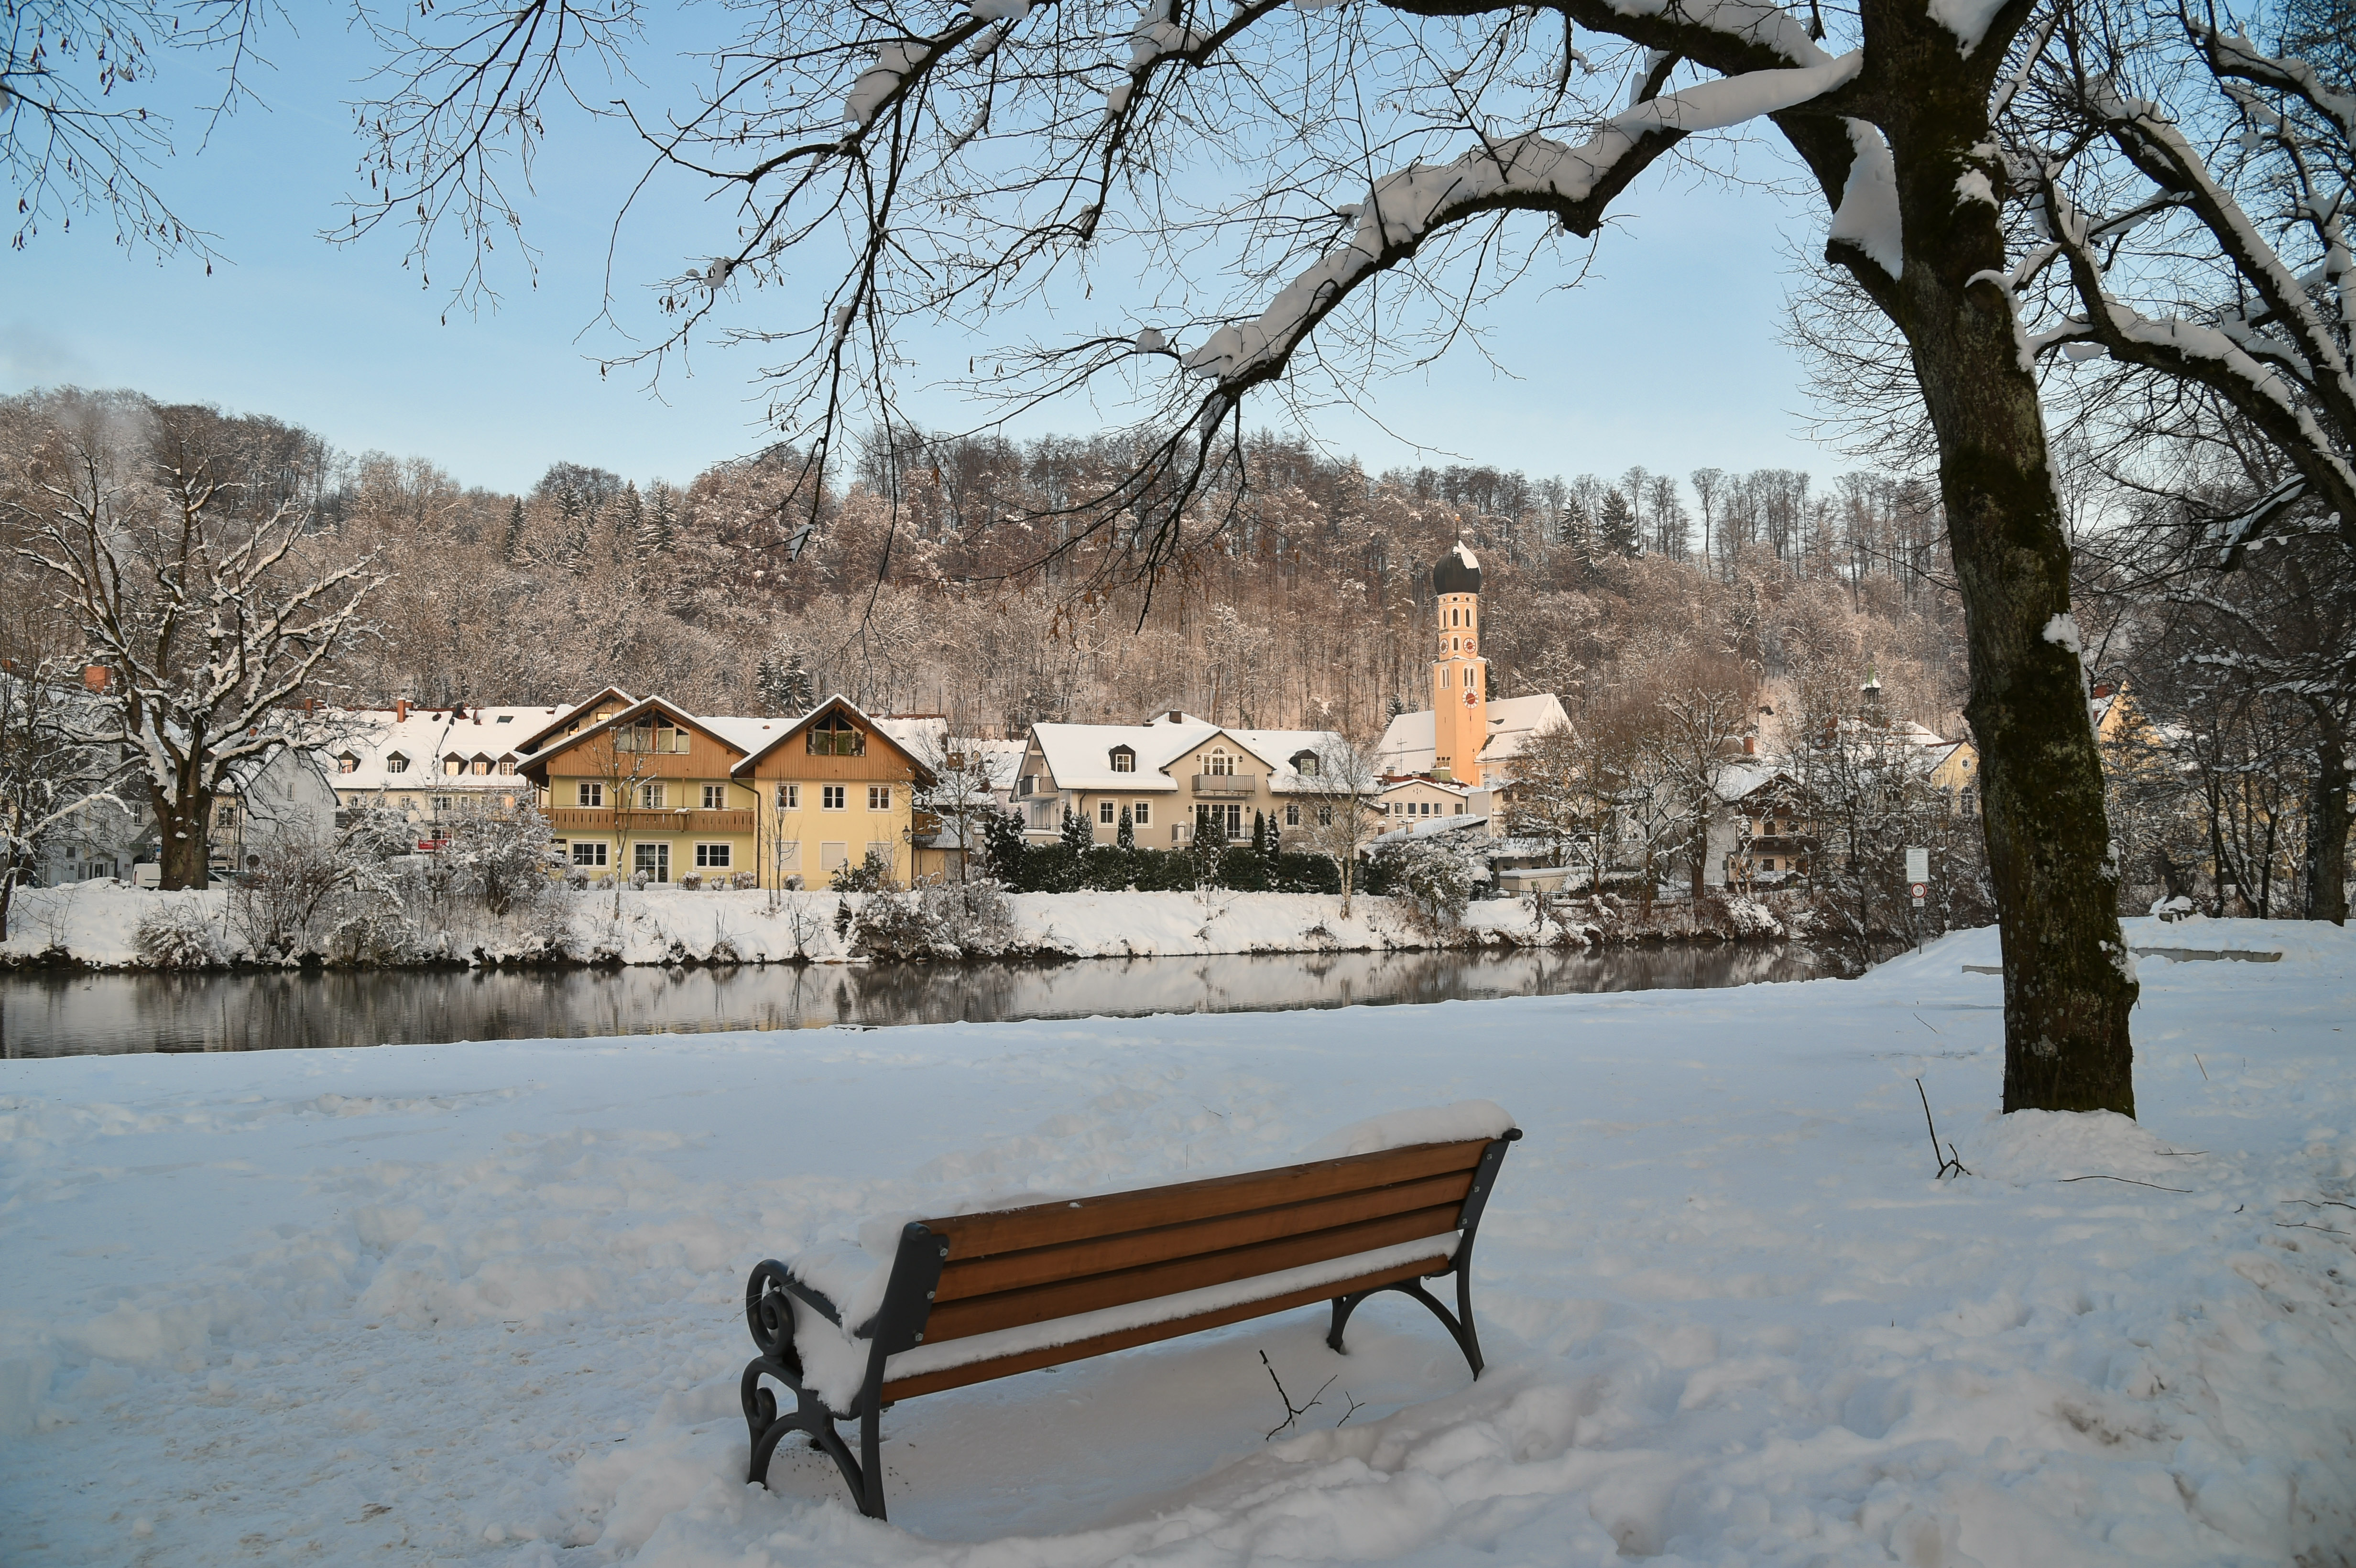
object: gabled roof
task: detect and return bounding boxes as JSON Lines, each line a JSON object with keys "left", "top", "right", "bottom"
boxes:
{"left": 320, "top": 704, "right": 556, "bottom": 793}
{"left": 1027, "top": 719, "right": 1347, "bottom": 794}
{"left": 727, "top": 694, "right": 938, "bottom": 784}
{"left": 514, "top": 687, "right": 636, "bottom": 755}
{"left": 518, "top": 695, "right": 756, "bottom": 780}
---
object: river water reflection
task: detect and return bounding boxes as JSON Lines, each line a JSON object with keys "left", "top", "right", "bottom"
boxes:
{"left": 1, "top": 943, "right": 1840, "bottom": 1058}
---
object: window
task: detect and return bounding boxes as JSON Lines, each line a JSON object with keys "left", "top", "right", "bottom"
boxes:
{"left": 1293, "top": 752, "right": 1320, "bottom": 777}
{"left": 471, "top": 759, "right": 491, "bottom": 775}
{"left": 618, "top": 719, "right": 692, "bottom": 755}
{"left": 1099, "top": 800, "right": 1116, "bottom": 825}
{"left": 1204, "top": 749, "right": 1233, "bottom": 776}
{"left": 496, "top": 715, "right": 513, "bottom": 724}
{"left": 1440, "top": 667, "right": 1451, "bottom": 688}
{"left": 822, "top": 784, "right": 846, "bottom": 810}
{"left": 702, "top": 784, "right": 725, "bottom": 810}
{"left": 1286, "top": 804, "right": 1300, "bottom": 827}
{"left": 633, "top": 842, "right": 670, "bottom": 882}
{"left": 577, "top": 782, "right": 604, "bottom": 807}
{"left": 337, "top": 753, "right": 358, "bottom": 773}
{"left": 1317, "top": 805, "right": 1333, "bottom": 826}
{"left": 1110, "top": 746, "right": 1135, "bottom": 773}
{"left": 807, "top": 712, "right": 865, "bottom": 756}
{"left": 1761, "top": 858, "right": 1776, "bottom": 872}
{"left": 1960, "top": 787, "right": 1976, "bottom": 818}
{"left": 776, "top": 783, "right": 799, "bottom": 809}
{"left": 386, "top": 753, "right": 409, "bottom": 774}
{"left": 444, "top": 756, "right": 463, "bottom": 776}
{"left": 497, "top": 795, "right": 513, "bottom": 810}
{"left": 867, "top": 785, "right": 891, "bottom": 811}
{"left": 695, "top": 843, "right": 732, "bottom": 868}
{"left": 640, "top": 783, "right": 666, "bottom": 809}
{"left": 497, "top": 760, "right": 515, "bottom": 775}
{"left": 431, "top": 795, "right": 453, "bottom": 813}
{"left": 572, "top": 841, "right": 608, "bottom": 868}
{"left": 1133, "top": 802, "right": 1150, "bottom": 826}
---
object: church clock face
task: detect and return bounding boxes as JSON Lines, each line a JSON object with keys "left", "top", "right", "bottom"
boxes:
{"left": 1462, "top": 690, "right": 1479, "bottom": 707}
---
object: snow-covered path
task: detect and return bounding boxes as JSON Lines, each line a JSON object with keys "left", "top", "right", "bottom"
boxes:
{"left": 3, "top": 918, "right": 2351, "bottom": 1566}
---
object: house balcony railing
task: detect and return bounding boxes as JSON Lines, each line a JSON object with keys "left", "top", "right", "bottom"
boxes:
{"left": 548, "top": 807, "right": 757, "bottom": 834}
{"left": 1191, "top": 773, "right": 1254, "bottom": 796}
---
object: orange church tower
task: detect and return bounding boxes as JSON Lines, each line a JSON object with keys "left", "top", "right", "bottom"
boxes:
{"left": 1430, "top": 541, "right": 1488, "bottom": 784}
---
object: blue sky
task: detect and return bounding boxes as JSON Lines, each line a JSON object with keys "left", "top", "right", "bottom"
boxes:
{"left": 1, "top": 11, "right": 1850, "bottom": 497}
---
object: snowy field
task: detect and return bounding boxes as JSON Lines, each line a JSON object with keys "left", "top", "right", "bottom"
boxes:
{"left": 2, "top": 917, "right": 2351, "bottom": 1566}
{"left": 2, "top": 885, "right": 1573, "bottom": 968}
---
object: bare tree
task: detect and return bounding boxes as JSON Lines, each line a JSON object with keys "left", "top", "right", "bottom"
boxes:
{"left": 8, "top": 403, "right": 382, "bottom": 889}
{"left": 0, "top": 655, "right": 120, "bottom": 939}
{"left": 1298, "top": 735, "right": 1383, "bottom": 917}
{"left": 1645, "top": 652, "right": 1756, "bottom": 902}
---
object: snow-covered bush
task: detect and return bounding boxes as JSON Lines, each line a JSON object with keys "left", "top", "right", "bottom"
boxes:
{"left": 831, "top": 847, "right": 894, "bottom": 893}
{"left": 920, "top": 875, "right": 1017, "bottom": 956}
{"left": 440, "top": 806, "right": 565, "bottom": 918}
{"left": 135, "top": 899, "right": 229, "bottom": 969}
{"left": 849, "top": 886, "right": 942, "bottom": 958}
{"left": 1372, "top": 836, "right": 1480, "bottom": 935}
{"left": 1726, "top": 896, "right": 1782, "bottom": 938}
{"left": 679, "top": 872, "right": 704, "bottom": 890}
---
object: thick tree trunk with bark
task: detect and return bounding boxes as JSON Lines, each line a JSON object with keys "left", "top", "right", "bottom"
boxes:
{"left": 156, "top": 766, "right": 213, "bottom": 891}
{"left": 1813, "top": 1, "right": 2138, "bottom": 1114}
{"left": 2307, "top": 709, "right": 2350, "bottom": 926}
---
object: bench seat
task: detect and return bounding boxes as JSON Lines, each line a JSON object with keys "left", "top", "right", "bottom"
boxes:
{"left": 740, "top": 1103, "right": 1521, "bottom": 1521}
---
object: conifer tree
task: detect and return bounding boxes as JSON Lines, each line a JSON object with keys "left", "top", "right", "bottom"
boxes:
{"left": 1116, "top": 806, "right": 1135, "bottom": 851}
{"left": 1060, "top": 807, "right": 1092, "bottom": 852}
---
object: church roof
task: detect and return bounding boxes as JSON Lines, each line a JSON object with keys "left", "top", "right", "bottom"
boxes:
{"left": 1374, "top": 692, "right": 1568, "bottom": 777}
{"left": 1432, "top": 540, "right": 1482, "bottom": 597}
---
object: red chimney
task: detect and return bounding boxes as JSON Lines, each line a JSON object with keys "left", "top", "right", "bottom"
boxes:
{"left": 396, "top": 698, "right": 410, "bottom": 723}
{"left": 82, "top": 664, "right": 110, "bottom": 692}
{"left": 1744, "top": 735, "right": 1756, "bottom": 755}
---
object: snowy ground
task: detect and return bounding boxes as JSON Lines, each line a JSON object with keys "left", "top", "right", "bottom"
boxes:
{"left": 1, "top": 885, "right": 1578, "bottom": 968}
{"left": 2, "top": 917, "right": 2351, "bottom": 1567}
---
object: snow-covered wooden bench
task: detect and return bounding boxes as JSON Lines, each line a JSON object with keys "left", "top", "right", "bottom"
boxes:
{"left": 738, "top": 1105, "right": 1522, "bottom": 1520}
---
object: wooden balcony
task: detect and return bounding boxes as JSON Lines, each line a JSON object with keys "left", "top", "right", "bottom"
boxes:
{"left": 548, "top": 808, "right": 756, "bottom": 833}
{"left": 1191, "top": 773, "right": 1254, "bottom": 796}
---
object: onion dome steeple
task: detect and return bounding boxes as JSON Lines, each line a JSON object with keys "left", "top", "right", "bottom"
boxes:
{"left": 1432, "top": 540, "right": 1482, "bottom": 597}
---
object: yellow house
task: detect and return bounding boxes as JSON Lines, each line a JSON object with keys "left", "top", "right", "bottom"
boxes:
{"left": 730, "top": 697, "right": 937, "bottom": 887}
{"left": 521, "top": 697, "right": 764, "bottom": 885}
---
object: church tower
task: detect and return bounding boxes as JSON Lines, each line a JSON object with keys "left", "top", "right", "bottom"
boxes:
{"left": 1430, "top": 541, "right": 1488, "bottom": 784}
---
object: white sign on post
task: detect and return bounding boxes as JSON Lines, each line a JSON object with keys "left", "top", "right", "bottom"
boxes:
{"left": 1906, "top": 846, "right": 1929, "bottom": 908}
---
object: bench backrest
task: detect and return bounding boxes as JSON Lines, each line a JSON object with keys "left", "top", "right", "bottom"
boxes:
{"left": 915, "top": 1136, "right": 1498, "bottom": 1348}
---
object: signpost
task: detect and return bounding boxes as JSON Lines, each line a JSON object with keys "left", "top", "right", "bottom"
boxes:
{"left": 1905, "top": 846, "right": 1929, "bottom": 952}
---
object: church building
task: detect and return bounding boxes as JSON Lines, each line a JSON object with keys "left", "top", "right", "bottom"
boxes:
{"left": 1375, "top": 542, "right": 1568, "bottom": 786}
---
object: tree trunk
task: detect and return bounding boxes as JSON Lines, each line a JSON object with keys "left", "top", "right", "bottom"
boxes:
{"left": 2304, "top": 715, "right": 2347, "bottom": 924}
{"left": 155, "top": 777, "right": 213, "bottom": 892}
{"left": 1835, "top": 14, "right": 2139, "bottom": 1113}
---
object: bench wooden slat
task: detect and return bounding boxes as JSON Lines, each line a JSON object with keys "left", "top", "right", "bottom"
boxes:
{"left": 879, "top": 1251, "right": 1453, "bottom": 1404}
{"left": 923, "top": 1138, "right": 1492, "bottom": 1260}
{"left": 922, "top": 1203, "right": 1462, "bottom": 1343}
{"left": 932, "top": 1168, "right": 1475, "bottom": 1303}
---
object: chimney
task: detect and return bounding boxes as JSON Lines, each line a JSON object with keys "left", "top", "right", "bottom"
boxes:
{"left": 396, "top": 698, "right": 410, "bottom": 723}
{"left": 304, "top": 697, "right": 316, "bottom": 714}
{"left": 1744, "top": 735, "right": 1756, "bottom": 756}
{"left": 1168, "top": 710, "right": 1184, "bottom": 724}
{"left": 82, "top": 664, "right": 110, "bottom": 692}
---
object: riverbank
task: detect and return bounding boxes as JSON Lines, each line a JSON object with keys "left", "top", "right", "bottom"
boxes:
{"left": 0, "top": 883, "right": 1802, "bottom": 971}
{"left": 2, "top": 922, "right": 2348, "bottom": 1564}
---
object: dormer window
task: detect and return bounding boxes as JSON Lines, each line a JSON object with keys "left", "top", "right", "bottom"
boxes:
{"left": 807, "top": 711, "right": 866, "bottom": 756}
{"left": 444, "top": 755, "right": 464, "bottom": 775}
{"left": 386, "top": 753, "right": 409, "bottom": 774}
{"left": 1291, "top": 751, "right": 1320, "bottom": 778}
{"left": 337, "top": 753, "right": 358, "bottom": 773}
{"left": 1110, "top": 745, "right": 1136, "bottom": 773}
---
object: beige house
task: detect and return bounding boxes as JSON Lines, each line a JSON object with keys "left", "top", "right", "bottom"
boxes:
{"left": 1015, "top": 711, "right": 1349, "bottom": 847}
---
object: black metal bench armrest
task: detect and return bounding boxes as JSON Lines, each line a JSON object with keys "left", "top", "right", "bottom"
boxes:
{"left": 746, "top": 1259, "right": 843, "bottom": 1364}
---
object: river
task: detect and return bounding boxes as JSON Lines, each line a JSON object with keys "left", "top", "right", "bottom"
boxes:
{"left": 0, "top": 944, "right": 1841, "bottom": 1058}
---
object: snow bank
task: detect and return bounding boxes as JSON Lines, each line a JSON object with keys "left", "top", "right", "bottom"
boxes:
{"left": 2, "top": 884, "right": 1617, "bottom": 969}
{"left": 1300, "top": 1098, "right": 1516, "bottom": 1158}
{"left": 3, "top": 920, "right": 2351, "bottom": 1564}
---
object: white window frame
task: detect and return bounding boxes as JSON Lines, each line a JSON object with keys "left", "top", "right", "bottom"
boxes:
{"left": 640, "top": 783, "right": 666, "bottom": 809}
{"left": 1098, "top": 800, "right": 1115, "bottom": 825}
{"left": 822, "top": 785, "right": 846, "bottom": 811}
{"left": 702, "top": 784, "right": 726, "bottom": 810}
{"left": 1133, "top": 801, "right": 1150, "bottom": 826}
{"left": 572, "top": 841, "right": 609, "bottom": 868}
{"left": 694, "top": 842, "right": 731, "bottom": 868}
{"left": 867, "top": 785, "right": 891, "bottom": 811}
{"left": 577, "top": 782, "right": 603, "bottom": 807}
{"left": 776, "top": 783, "right": 799, "bottom": 808}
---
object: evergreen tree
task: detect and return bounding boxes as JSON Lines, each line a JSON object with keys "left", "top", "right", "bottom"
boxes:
{"left": 1252, "top": 809, "right": 1267, "bottom": 855}
{"left": 1597, "top": 488, "right": 1643, "bottom": 558}
{"left": 617, "top": 482, "right": 646, "bottom": 561}
{"left": 1267, "top": 811, "right": 1282, "bottom": 858}
{"left": 1116, "top": 806, "right": 1135, "bottom": 850}
{"left": 981, "top": 807, "right": 1027, "bottom": 882}
{"left": 636, "top": 480, "right": 676, "bottom": 557}
{"left": 1060, "top": 807, "right": 1093, "bottom": 851}
{"left": 504, "top": 498, "right": 526, "bottom": 561}
{"left": 755, "top": 647, "right": 817, "bottom": 715}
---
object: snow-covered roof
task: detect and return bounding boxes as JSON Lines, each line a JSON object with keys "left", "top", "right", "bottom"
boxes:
{"left": 1370, "top": 813, "right": 1492, "bottom": 847}
{"left": 513, "top": 688, "right": 635, "bottom": 755}
{"left": 1030, "top": 720, "right": 1347, "bottom": 794}
{"left": 1374, "top": 693, "right": 1569, "bottom": 777}
{"left": 728, "top": 694, "right": 938, "bottom": 781}
{"left": 325, "top": 705, "right": 561, "bottom": 793}
{"left": 1378, "top": 776, "right": 1469, "bottom": 798}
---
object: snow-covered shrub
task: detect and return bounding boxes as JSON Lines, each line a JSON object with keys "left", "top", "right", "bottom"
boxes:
{"left": 679, "top": 872, "right": 704, "bottom": 891}
{"left": 850, "top": 885, "right": 945, "bottom": 958}
{"left": 440, "top": 806, "right": 565, "bottom": 918}
{"left": 730, "top": 871, "right": 760, "bottom": 891}
{"left": 1371, "top": 836, "right": 1480, "bottom": 935}
{"left": 831, "top": 848, "right": 894, "bottom": 893}
{"left": 135, "top": 899, "right": 228, "bottom": 969}
{"left": 1726, "top": 896, "right": 1782, "bottom": 938}
{"left": 920, "top": 875, "right": 1016, "bottom": 956}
